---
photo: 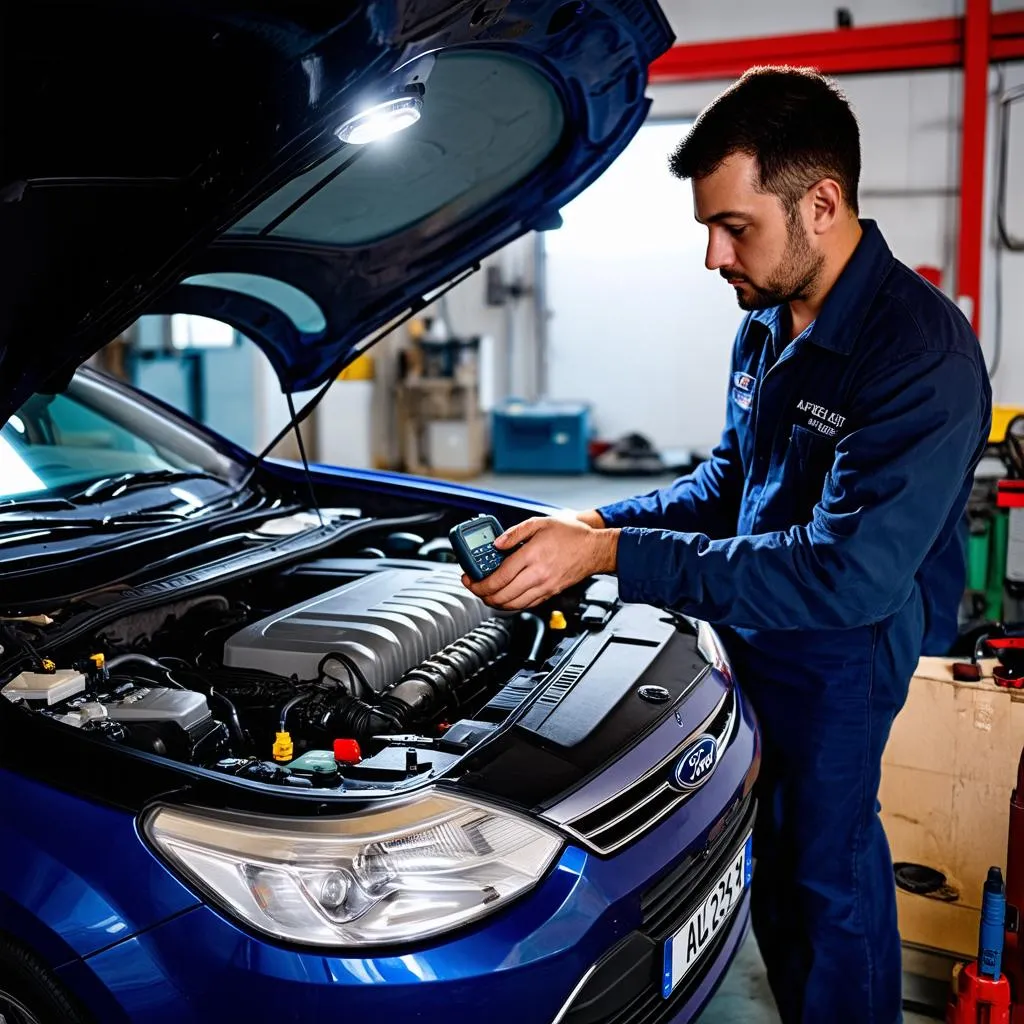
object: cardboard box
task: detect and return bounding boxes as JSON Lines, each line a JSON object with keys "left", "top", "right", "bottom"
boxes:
{"left": 880, "top": 657, "right": 1024, "bottom": 957}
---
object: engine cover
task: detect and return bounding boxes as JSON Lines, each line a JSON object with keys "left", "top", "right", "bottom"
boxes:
{"left": 222, "top": 565, "right": 494, "bottom": 691}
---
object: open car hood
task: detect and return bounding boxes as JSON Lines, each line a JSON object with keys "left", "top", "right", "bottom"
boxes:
{"left": 0, "top": 0, "right": 672, "bottom": 419}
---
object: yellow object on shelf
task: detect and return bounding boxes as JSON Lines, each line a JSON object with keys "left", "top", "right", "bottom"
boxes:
{"left": 408, "top": 317, "right": 427, "bottom": 343}
{"left": 337, "top": 353, "right": 375, "bottom": 381}
{"left": 990, "top": 404, "right": 1024, "bottom": 443}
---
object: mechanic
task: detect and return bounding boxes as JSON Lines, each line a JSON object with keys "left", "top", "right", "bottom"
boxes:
{"left": 462, "top": 67, "right": 992, "bottom": 1024}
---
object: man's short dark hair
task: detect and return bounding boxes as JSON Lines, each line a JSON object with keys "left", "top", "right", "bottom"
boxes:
{"left": 669, "top": 66, "right": 861, "bottom": 215}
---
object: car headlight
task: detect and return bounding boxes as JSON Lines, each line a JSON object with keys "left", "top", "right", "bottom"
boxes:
{"left": 143, "top": 791, "right": 562, "bottom": 947}
{"left": 697, "top": 619, "right": 732, "bottom": 680}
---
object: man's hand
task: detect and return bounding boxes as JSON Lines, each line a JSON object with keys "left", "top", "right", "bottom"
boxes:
{"left": 462, "top": 515, "right": 619, "bottom": 610}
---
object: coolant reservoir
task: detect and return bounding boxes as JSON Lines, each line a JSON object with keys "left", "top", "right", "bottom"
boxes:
{"left": 287, "top": 749, "right": 341, "bottom": 786}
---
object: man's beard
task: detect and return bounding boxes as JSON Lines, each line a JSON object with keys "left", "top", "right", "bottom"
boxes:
{"left": 724, "top": 212, "right": 825, "bottom": 311}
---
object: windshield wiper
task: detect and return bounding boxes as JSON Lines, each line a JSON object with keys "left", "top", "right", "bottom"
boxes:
{"left": 0, "top": 496, "right": 77, "bottom": 513}
{"left": 70, "top": 469, "right": 229, "bottom": 503}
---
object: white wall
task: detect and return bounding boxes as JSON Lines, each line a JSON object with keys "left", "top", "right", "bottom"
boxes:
{"left": 543, "top": 121, "right": 739, "bottom": 452}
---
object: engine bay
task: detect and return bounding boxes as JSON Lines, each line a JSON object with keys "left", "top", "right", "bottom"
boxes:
{"left": 0, "top": 523, "right": 618, "bottom": 794}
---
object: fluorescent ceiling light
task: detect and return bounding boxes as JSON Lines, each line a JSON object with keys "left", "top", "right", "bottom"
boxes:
{"left": 335, "top": 95, "right": 422, "bottom": 145}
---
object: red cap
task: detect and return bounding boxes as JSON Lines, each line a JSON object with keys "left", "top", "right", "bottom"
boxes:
{"left": 333, "top": 739, "right": 362, "bottom": 764}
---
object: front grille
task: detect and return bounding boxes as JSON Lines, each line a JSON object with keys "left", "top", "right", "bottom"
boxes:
{"left": 596, "top": 919, "right": 736, "bottom": 1024}
{"left": 562, "top": 686, "right": 737, "bottom": 854}
{"left": 640, "top": 790, "right": 755, "bottom": 939}
{"left": 559, "top": 794, "right": 756, "bottom": 1024}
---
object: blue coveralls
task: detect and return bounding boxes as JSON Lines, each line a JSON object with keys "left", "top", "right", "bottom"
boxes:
{"left": 597, "top": 221, "right": 992, "bottom": 1024}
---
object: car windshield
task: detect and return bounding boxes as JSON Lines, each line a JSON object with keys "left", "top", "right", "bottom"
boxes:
{"left": 0, "top": 372, "right": 239, "bottom": 501}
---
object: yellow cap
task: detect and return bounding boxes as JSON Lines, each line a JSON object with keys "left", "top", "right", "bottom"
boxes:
{"left": 338, "top": 353, "right": 375, "bottom": 381}
{"left": 40, "top": 658, "right": 56, "bottom": 673}
{"left": 90, "top": 653, "right": 106, "bottom": 669}
{"left": 549, "top": 610, "right": 567, "bottom": 630}
{"left": 272, "top": 731, "right": 294, "bottom": 763}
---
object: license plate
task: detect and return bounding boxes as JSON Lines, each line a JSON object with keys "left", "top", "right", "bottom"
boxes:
{"left": 662, "top": 831, "right": 753, "bottom": 998}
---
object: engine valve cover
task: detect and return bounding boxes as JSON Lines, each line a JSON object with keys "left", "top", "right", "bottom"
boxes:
{"left": 223, "top": 565, "right": 494, "bottom": 691}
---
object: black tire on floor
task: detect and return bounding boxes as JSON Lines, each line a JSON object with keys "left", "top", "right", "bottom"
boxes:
{"left": 0, "top": 934, "right": 93, "bottom": 1024}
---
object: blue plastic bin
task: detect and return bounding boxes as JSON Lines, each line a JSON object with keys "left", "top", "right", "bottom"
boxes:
{"left": 491, "top": 400, "right": 590, "bottom": 474}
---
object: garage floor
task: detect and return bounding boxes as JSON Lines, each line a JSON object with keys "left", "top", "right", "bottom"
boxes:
{"left": 696, "top": 935, "right": 937, "bottom": 1022}
{"left": 469, "top": 470, "right": 678, "bottom": 513}
{"left": 468, "top": 473, "right": 941, "bottom": 1023}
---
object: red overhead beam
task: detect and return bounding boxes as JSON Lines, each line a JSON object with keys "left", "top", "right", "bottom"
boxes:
{"left": 649, "top": 9, "right": 1024, "bottom": 83}
{"left": 993, "top": 9, "right": 1024, "bottom": 61}
{"left": 957, "top": 0, "right": 991, "bottom": 336}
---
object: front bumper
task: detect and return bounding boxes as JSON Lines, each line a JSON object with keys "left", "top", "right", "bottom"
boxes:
{"left": 60, "top": 688, "right": 758, "bottom": 1024}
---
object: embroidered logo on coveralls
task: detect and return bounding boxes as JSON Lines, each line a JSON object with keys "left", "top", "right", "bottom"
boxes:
{"left": 732, "top": 372, "right": 756, "bottom": 411}
{"left": 796, "top": 399, "right": 847, "bottom": 437}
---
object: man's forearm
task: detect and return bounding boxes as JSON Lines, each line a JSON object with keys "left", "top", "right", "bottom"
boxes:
{"left": 576, "top": 509, "right": 606, "bottom": 529}
{"left": 592, "top": 525, "right": 620, "bottom": 573}
{"left": 575, "top": 510, "right": 617, "bottom": 572}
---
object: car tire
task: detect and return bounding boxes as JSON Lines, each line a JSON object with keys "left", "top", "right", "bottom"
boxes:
{"left": 0, "top": 935, "right": 92, "bottom": 1024}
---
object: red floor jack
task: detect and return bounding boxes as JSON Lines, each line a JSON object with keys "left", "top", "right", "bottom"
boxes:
{"left": 946, "top": 865, "right": 1011, "bottom": 1022}
{"left": 1004, "top": 745, "right": 1024, "bottom": 1022}
{"left": 948, "top": 744, "right": 1024, "bottom": 1022}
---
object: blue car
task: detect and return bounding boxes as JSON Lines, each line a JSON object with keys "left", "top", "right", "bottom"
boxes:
{"left": 0, "top": 2, "right": 760, "bottom": 1022}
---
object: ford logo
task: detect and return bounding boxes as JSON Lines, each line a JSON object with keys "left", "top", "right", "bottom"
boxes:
{"left": 672, "top": 735, "right": 719, "bottom": 791}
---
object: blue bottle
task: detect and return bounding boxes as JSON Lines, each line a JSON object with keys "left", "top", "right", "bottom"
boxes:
{"left": 979, "top": 866, "right": 1007, "bottom": 979}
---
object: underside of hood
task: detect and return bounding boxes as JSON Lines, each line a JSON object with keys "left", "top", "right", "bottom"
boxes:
{"left": 0, "top": 0, "right": 673, "bottom": 420}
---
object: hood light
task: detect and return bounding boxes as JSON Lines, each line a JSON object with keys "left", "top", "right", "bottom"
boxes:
{"left": 335, "top": 95, "right": 422, "bottom": 145}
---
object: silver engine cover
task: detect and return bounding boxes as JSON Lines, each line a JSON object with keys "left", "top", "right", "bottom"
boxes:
{"left": 222, "top": 565, "right": 494, "bottom": 691}
{"left": 102, "top": 687, "right": 212, "bottom": 730}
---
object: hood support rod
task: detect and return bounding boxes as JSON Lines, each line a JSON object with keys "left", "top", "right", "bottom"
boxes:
{"left": 233, "top": 262, "right": 482, "bottom": 500}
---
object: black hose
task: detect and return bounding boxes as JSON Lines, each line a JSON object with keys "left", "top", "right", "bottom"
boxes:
{"left": 103, "top": 653, "right": 191, "bottom": 691}
{"left": 209, "top": 687, "right": 249, "bottom": 748}
{"left": 106, "top": 653, "right": 168, "bottom": 675}
{"left": 325, "top": 693, "right": 408, "bottom": 740}
{"left": 518, "top": 613, "right": 546, "bottom": 666}
{"left": 318, "top": 651, "right": 372, "bottom": 699}
{"left": 279, "top": 691, "right": 313, "bottom": 732}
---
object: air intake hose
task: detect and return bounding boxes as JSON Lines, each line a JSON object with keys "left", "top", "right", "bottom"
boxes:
{"left": 324, "top": 619, "right": 512, "bottom": 742}
{"left": 324, "top": 694, "right": 408, "bottom": 741}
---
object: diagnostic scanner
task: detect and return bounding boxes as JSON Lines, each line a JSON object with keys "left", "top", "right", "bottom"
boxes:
{"left": 450, "top": 515, "right": 506, "bottom": 581}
